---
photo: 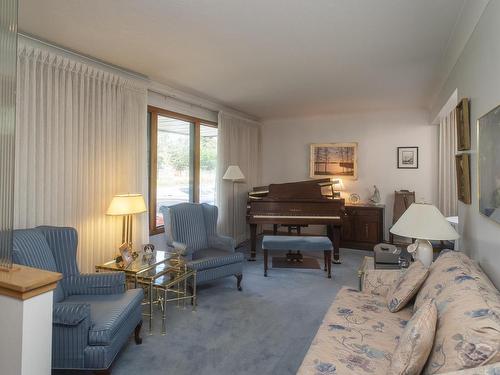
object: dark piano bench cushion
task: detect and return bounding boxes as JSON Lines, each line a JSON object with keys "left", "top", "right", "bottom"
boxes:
{"left": 262, "top": 235, "right": 333, "bottom": 251}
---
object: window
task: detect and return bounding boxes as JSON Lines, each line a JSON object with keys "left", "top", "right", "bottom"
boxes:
{"left": 148, "top": 106, "right": 218, "bottom": 234}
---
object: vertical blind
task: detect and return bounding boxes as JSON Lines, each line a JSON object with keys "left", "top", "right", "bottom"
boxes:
{"left": 217, "top": 112, "right": 261, "bottom": 244}
{"left": 438, "top": 108, "right": 458, "bottom": 217}
{"left": 15, "top": 40, "right": 148, "bottom": 272}
{"left": 0, "top": 0, "right": 17, "bottom": 268}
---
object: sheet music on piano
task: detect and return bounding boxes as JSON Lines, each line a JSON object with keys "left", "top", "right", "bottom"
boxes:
{"left": 246, "top": 179, "right": 345, "bottom": 263}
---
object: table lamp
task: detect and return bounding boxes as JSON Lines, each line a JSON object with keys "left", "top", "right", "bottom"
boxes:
{"left": 106, "top": 194, "right": 147, "bottom": 249}
{"left": 390, "top": 203, "right": 459, "bottom": 267}
{"left": 223, "top": 165, "right": 245, "bottom": 238}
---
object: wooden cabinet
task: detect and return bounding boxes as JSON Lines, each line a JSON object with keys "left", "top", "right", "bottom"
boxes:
{"left": 340, "top": 205, "right": 384, "bottom": 250}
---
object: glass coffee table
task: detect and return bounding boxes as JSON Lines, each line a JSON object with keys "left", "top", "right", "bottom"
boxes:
{"left": 96, "top": 251, "right": 196, "bottom": 334}
{"left": 154, "top": 266, "right": 197, "bottom": 334}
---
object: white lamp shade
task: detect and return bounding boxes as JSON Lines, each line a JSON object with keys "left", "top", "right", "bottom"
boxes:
{"left": 106, "top": 194, "right": 147, "bottom": 215}
{"left": 223, "top": 165, "right": 245, "bottom": 181}
{"left": 390, "top": 203, "right": 459, "bottom": 240}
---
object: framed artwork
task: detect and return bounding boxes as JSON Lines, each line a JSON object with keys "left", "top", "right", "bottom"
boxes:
{"left": 310, "top": 143, "right": 358, "bottom": 180}
{"left": 397, "top": 147, "right": 419, "bottom": 169}
{"left": 456, "top": 98, "right": 471, "bottom": 151}
{"left": 119, "top": 242, "right": 134, "bottom": 267}
{"left": 478, "top": 104, "right": 500, "bottom": 223}
{"left": 455, "top": 153, "right": 471, "bottom": 204}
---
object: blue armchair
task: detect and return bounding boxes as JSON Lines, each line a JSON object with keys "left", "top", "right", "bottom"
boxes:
{"left": 160, "top": 203, "right": 244, "bottom": 290}
{"left": 12, "top": 226, "right": 144, "bottom": 373}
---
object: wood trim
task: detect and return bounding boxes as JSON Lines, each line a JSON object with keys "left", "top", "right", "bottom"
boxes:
{"left": 0, "top": 264, "right": 62, "bottom": 300}
{"left": 149, "top": 110, "right": 160, "bottom": 234}
{"left": 193, "top": 121, "right": 201, "bottom": 203}
{"left": 148, "top": 105, "right": 217, "bottom": 126}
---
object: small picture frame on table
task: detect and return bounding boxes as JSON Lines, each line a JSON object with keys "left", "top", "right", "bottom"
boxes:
{"left": 118, "top": 242, "right": 133, "bottom": 268}
{"left": 397, "top": 147, "right": 419, "bottom": 169}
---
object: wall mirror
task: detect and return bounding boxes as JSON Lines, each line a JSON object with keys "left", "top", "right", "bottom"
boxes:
{"left": 478, "top": 104, "right": 500, "bottom": 224}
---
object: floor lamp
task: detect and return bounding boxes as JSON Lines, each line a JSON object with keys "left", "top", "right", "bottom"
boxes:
{"left": 223, "top": 165, "right": 245, "bottom": 240}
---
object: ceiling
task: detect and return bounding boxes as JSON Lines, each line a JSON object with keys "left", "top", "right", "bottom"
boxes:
{"left": 19, "top": 0, "right": 466, "bottom": 119}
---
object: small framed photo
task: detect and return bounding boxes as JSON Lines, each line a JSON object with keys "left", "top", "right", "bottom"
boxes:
{"left": 119, "top": 242, "right": 134, "bottom": 267}
{"left": 397, "top": 147, "right": 419, "bottom": 169}
{"left": 456, "top": 98, "right": 471, "bottom": 151}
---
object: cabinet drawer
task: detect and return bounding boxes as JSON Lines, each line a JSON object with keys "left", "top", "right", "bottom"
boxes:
{"left": 355, "top": 217, "right": 379, "bottom": 243}
{"left": 346, "top": 207, "right": 380, "bottom": 217}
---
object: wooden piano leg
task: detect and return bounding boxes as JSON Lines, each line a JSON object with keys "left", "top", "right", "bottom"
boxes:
{"left": 249, "top": 223, "right": 257, "bottom": 261}
{"left": 264, "top": 249, "right": 268, "bottom": 277}
{"left": 328, "top": 224, "right": 342, "bottom": 264}
{"left": 325, "top": 250, "right": 332, "bottom": 278}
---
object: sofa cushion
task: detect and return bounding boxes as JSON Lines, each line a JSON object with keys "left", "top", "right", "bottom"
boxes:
{"left": 12, "top": 229, "right": 65, "bottom": 302}
{"left": 387, "top": 260, "right": 428, "bottom": 312}
{"left": 188, "top": 248, "right": 244, "bottom": 271}
{"left": 65, "top": 288, "right": 143, "bottom": 346}
{"left": 297, "top": 287, "right": 413, "bottom": 375}
{"left": 388, "top": 300, "right": 437, "bottom": 375}
{"left": 414, "top": 251, "right": 500, "bottom": 374}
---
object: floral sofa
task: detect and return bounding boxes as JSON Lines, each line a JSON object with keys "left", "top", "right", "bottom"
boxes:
{"left": 297, "top": 251, "right": 500, "bottom": 375}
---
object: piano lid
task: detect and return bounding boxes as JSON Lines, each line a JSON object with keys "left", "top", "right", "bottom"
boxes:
{"left": 250, "top": 178, "right": 332, "bottom": 200}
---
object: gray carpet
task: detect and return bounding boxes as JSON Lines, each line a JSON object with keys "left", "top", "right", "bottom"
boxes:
{"left": 59, "top": 245, "right": 370, "bottom": 375}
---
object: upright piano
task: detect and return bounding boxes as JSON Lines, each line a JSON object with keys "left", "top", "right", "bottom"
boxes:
{"left": 246, "top": 178, "right": 345, "bottom": 262}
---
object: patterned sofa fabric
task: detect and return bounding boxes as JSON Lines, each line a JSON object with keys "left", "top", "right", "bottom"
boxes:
{"left": 413, "top": 251, "right": 500, "bottom": 374}
{"left": 387, "top": 260, "right": 429, "bottom": 312}
{"left": 297, "top": 287, "right": 413, "bottom": 375}
{"left": 361, "top": 269, "right": 402, "bottom": 297}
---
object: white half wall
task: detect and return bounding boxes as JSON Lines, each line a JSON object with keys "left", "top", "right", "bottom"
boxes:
{"left": 431, "top": 0, "right": 500, "bottom": 288}
{"left": 261, "top": 110, "right": 439, "bottom": 239}
{"left": 0, "top": 291, "right": 53, "bottom": 375}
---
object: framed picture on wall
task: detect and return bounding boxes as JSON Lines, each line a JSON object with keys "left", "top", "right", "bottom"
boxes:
{"left": 397, "top": 147, "right": 419, "bottom": 169}
{"left": 456, "top": 153, "right": 471, "bottom": 204}
{"left": 456, "top": 98, "right": 471, "bottom": 151}
{"left": 310, "top": 143, "right": 358, "bottom": 180}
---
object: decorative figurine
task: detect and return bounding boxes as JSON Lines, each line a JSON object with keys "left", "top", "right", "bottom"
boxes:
{"left": 369, "top": 185, "right": 381, "bottom": 204}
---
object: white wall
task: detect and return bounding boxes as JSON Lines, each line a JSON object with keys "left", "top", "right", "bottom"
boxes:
{"left": 261, "top": 110, "right": 439, "bottom": 239}
{"left": 431, "top": 0, "right": 500, "bottom": 288}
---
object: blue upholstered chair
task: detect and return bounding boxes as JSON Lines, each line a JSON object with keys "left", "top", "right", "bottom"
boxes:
{"left": 160, "top": 203, "right": 244, "bottom": 290}
{"left": 12, "top": 226, "right": 144, "bottom": 373}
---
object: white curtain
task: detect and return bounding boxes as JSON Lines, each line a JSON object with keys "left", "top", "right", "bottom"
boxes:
{"left": 15, "top": 41, "right": 148, "bottom": 272}
{"left": 216, "top": 112, "right": 261, "bottom": 244}
{"left": 438, "top": 108, "right": 458, "bottom": 217}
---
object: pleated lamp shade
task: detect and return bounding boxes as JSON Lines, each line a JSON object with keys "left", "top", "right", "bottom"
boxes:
{"left": 390, "top": 203, "right": 459, "bottom": 240}
{"left": 223, "top": 165, "right": 245, "bottom": 181}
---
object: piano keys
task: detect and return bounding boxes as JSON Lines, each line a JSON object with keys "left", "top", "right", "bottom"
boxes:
{"left": 246, "top": 178, "right": 345, "bottom": 262}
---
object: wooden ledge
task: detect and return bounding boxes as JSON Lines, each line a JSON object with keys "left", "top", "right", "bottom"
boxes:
{"left": 0, "top": 264, "right": 62, "bottom": 300}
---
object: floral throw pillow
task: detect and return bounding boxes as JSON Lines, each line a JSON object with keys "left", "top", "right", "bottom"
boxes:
{"left": 387, "top": 260, "right": 429, "bottom": 312}
{"left": 388, "top": 300, "right": 438, "bottom": 375}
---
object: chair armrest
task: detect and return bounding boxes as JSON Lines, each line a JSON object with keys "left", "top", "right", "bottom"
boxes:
{"left": 63, "top": 272, "right": 126, "bottom": 296}
{"left": 208, "top": 235, "right": 235, "bottom": 252}
{"left": 439, "top": 363, "right": 500, "bottom": 374}
{"left": 52, "top": 303, "right": 91, "bottom": 368}
{"left": 53, "top": 302, "right": 90, "bottom": 326}
{"left": 171, "top": 241, "right": 195, "bottom": 257}
{"left": 361, "top": 269, "right": 401, "bottom": 297}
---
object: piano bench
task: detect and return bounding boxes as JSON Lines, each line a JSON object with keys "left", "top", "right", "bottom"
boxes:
{"left": 261, "top": 235, "right": 333, "bottom": 278}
